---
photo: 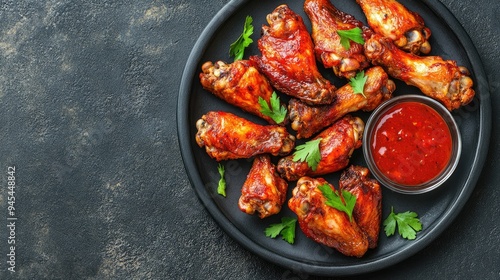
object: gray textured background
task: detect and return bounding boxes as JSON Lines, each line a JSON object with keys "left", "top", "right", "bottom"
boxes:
{"left": 0, "top": 0, "right": 499, "bottom": 279}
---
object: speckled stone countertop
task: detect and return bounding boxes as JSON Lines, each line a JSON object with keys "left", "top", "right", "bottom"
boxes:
{"left": 0, "top": 0, "right": 499, "bottom": 279}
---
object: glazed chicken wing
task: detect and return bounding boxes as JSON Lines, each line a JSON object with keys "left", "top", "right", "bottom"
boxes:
{"left": 364, "top": 34, "right": 475, "bottom": 110}
{"left": 289, "top": 176, "right": 369, "bottom": 257}
{"left": 304, "top": 0, "right": 372, "bottom": 78}
{"left": 238, "top": 155, "right": 288, "bottom": 219}
{"left": 289, "top": 66, "right": 395, "bottom": 139}
{"left": 199, "top": 60, "right": 283, "bottom": 124}
{"left": 195, "top": 111, "right": 295, "bottom": 161}
{"left": 250, "top": 4, "right": 336, "bottom": 105}
{"left": 339, "top": 165, "right": 382, "bottom": 248}
{"left": 277, "top": 115, "right": 364, "bottom": 181}
{"left": 357, "top": 0, "right": 431, "bottom": 54}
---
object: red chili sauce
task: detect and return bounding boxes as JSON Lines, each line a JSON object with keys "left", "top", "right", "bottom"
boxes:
{"left": 371, "top": 102, "right": 452, "bottom": 185}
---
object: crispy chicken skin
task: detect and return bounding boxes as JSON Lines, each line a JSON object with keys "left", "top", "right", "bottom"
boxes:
{"left": 250, "top": 4, "right": 337, "bottom": 105}
{"left": 356, "top": 0, "right": 431, "bottom": 54}
{"left": 289, "top": 176, "right": 369, "bottom": 257}
{"left": 304, "top": 0, "right": 372, "bottom": 78}
{"left": 199, "top": 60, "right": 282, "bottom": 124}
{"left": 365, "top": 34, "right": 475, "bottom": 110}
{"left": 339, "top": 165, "right": 381, "bottom": 248}
{"left": 289, "top": 66, "right": 395, "bottom": 139}
{"left": 277, "top": 115, "right": 364, "bottom": 181}
{"left": 195, "top": 111, "right": 295, "bottom": 161}
{"left": 238, "top": 155, "right": 288, "bottom": 219}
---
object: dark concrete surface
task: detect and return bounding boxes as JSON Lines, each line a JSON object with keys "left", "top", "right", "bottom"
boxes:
{"left": 0, "top": 0, "right": 498, "bottom": 279}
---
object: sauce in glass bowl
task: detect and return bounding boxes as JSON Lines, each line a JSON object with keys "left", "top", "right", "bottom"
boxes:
{"left": 371, "top": 101, "right": 452, "bottom": 185}
{"left": 363, "top": 95, "right": 462, "bottom": 194}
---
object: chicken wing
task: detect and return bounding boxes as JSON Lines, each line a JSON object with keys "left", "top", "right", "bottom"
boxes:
{"left": 289, "top": 66, "right": 395, "bottom": 139}
{"left": 199, "top": 60, "right": 283, "bottom": 124}
{"left": 238, "top": 155, "right": 288, "bottom": 218}
{"left": 289, "top": 176, "right": 369, "bottom": 257}
{"left": 339, "top": 165, "right": 381, "bottom": 248}
{"left": 277, "top": 115, "right": 364, "bottom": 181}
{"left": 195, "top": 111, "right": 295, "bottom": 161}
{"left": 364, "top": 34, "right": 475, "bottom": 110}
{"left": 250, "top": 4, "right": 336, "bottom": 105}
{"left": 304, "top": 0, "right": 372, "bottom": 78}
{"left": 356, "top": 0, "right": 431, "bottom": 54}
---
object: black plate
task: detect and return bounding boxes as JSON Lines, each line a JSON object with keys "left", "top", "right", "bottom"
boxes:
{"left": 177, "top": 0, "right": 491, "bottom": 276}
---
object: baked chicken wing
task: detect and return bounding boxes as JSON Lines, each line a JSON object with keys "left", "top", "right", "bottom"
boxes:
{"left": 199, "top": 60, "right": 283, "bottom": 124}
{"left": 339, "top": 165, "right": 381, "bottom": 248}
{"left": 364, "top": 34, "right": 475, "bottom": 110}
{"left": 238, "top": 155, "right": 288, "bottom": 219}
{"left": 289, "top": 176, "right": 369, "bottom": 257}
{"left": 289, "top": 66, "right": 395, "bottom": 139}
{"left": 277, "top": 115, "right": 364, "bottom": 181}
{"left": 195, "top": 111, "right": 295, "bottom": 161}
{"left": 250, "top": 4, "right": 336, "bottom": 105}
{"left": 304, "top": 0, "right": 372, "bottom": 78}
{"left": 356, "top": 0, "right": 431, "bottom": 54}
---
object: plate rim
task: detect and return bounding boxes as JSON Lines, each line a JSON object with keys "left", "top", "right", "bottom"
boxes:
{"left": 176, "top": 0, "right": 492, "bottom": 276}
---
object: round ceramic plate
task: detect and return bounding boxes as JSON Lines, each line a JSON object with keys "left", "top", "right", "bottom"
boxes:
{"left": 177, "top": 0, "right": 491, "bottom": 276}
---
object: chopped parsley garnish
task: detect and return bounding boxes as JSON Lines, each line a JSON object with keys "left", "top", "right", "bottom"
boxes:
{"left": 293, "top": 138, "right": 322, "bottom": 171}
{"left": 217, "top": 163, "right": 226, "bottom": 197}
{"left": 349, "top": 70, "right": 368, "bottom": 98}
{"left": 265, "top": 217, "right": 297, "bottom": 244}
{"left": 318, "top": 184, "right": 356, "bottom": 222}
{"left": 258, "top": 92, "right": 287, "bottom": 124}
{"left": 337, "top": 27, "right": 365, "bottom": 50}
{"left": 229, "top": 16, "right": 254, "bottom": 61}
{"left": 383, "top": 207, "right": 423, "bottom": 240}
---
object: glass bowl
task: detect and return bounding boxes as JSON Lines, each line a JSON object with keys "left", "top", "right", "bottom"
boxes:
{"left": 363, "top": 95, "right": 462, "bottom": 194}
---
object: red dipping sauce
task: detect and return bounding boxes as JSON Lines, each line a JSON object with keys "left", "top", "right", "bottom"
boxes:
{"left": 370, "top": 101, "right": 452, "bottom": 186}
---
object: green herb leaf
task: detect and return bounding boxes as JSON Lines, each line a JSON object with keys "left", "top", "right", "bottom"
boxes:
{"left": 217, "top": 163, "right": 226, "bottom": 197}
{"left": 337, "top": 27, "right": 365, "bottom": 50}
{"left": 383, "top": 210, "right": 397, "bottom": 237}
{"left": 265, "top": 217, "right": 297, "bottom": 244}
{"left": 349, "top": 70, "right": 368, "bottom": 98}
{"left": 383, "top": 207, "right": 423, "bottom": 240}
{"left": 318, "top": 184, "right": 356, "bottom": 222}
{"left": 292, "top": 138, "right": 322, "bottom": 171}
{"left": 229, "top": 16, "right": 254, "bottom": 61}
{"left": 258, "top": 92, "right": 287, "bottom": 124}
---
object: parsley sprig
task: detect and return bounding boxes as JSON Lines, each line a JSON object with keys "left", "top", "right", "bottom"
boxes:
{"left": 258, "top": 92, "right": 287, "bottom": 124}
{"left": 337, "top": 27, "right": 365, "bottom": 50}
{"left": 349, "top": 70, "right": 368, "bottom": 98}
{"left": 265, "top": 217, "right": 297, "bottom": 244}
{"left": 293, "top": 138, "right": 322, "bottom": 171}
{"left": 383, "top": 207, "right": 423, "bottom": 240}
{"left": 318, "top": 184, "right": 356, "bottom": 222}
{"left": 229, "top": 16, "right": 254, "bottom": 61}
{"left": 217, "top": 163, "right": 226, "bottom": 197}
